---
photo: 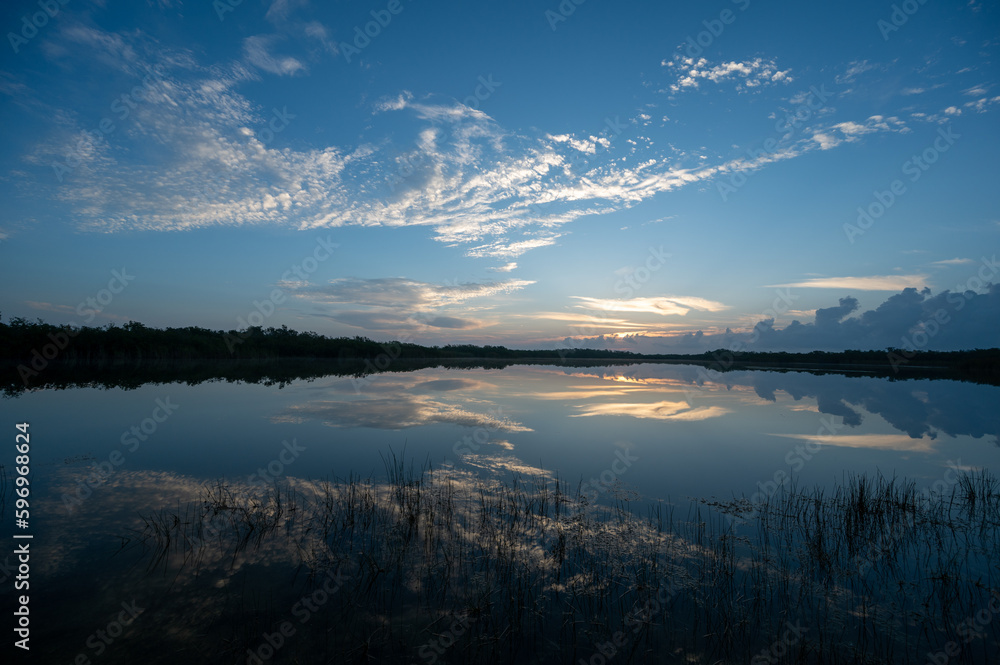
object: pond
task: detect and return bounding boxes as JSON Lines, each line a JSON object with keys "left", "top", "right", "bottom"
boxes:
{"left": 2, "top": 361, "right": 999, "bottom": 663}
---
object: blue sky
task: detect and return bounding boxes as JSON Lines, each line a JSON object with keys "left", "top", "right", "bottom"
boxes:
{"left": 1, "top": 0, "right": 998, "bottom": 352}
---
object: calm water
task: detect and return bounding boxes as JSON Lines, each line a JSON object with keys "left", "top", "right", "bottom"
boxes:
{"left": 2, "top": 362, "right": 999, "bottom": 663}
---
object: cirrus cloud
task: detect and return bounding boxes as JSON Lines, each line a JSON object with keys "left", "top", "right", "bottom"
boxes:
{"left": 768, "top": 275, "right": 929, "bottom": 291}
{"left": 571, "top": 295, "right": 729, "bottom": 316}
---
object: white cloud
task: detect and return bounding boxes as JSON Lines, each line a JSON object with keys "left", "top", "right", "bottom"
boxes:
{"left": 265, "top": 0, "right": 309, "bottom": 23}
{"left": 466, "top": 237, "right": 561, "bottom": 259}
{"left": 547, "top": 133, "right": 610, "bottom": 154}
{"left": 964, "top": 96, "right": 1000, "bottom": 113}
{"left": 291, "top": 277, "right": 535, "bottom": 309}
{"left": 572, "top": 401, "right": 730, "bottom": 421}
{"left": 835, "top": 60, "right": 875, "bottom": 84}
{"left": 811, "top": 132, "right": 840, "bottom": 150}
{"left": 559, "top": 287, "right": 1000, "bottom": 355}
{"left": 278, "top": 396, "right": 533, "bottom": 431}
{"left": 572, "top": 295, "right": 728, "bottom": 316}
{"left": 375, "top": 91, "right": 414, "bottom": 112}
{"left": 771, "top": 433, "right": 934, "bottom": 453}
{"left": 11, "top": 25, "right": 930, "bottom": 265}
{"left": 524, "top": 312, "right": 649, "bottom": 329}
{"left": 662, "top": 56, "right": 792, "bottom": 93}
{"left": 280, "top": 276, "right": 536, "bottom": 334}
{"left": 302, "top": 21, "right": 338, "bottom": 54}
{"left": 242, "top": 35, "right": 306, "bottom": 76}
{"left": 813, "top": 115, "right": 908, "bottom": 149}
{"left": 769, "top": 275, "right": 929, "bottom": 290}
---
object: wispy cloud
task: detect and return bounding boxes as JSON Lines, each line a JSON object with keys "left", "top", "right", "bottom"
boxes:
{"left": 769, "top": 275, "right": 929, "bottom": 290}
{"left": 25, "top": 300, "right": 75, "bottom": 314}
{"left": 8, "top": 24, "right": 934, "bottom": 265}
{"left": 811, "top": 115, "right": 909, "bottom": 149}
{"left": 964, "top": 96, "right": 1000, "bottom": 113}
{"left": 963, "top": 84, "right": 989, "bottom": 97}
{"left": 276, "top": 396, "right": 533, "bottom": 431}
{"left": 771, "top": 433, "right": 935, "bottom": 453}
{"left": 282, "top": 276, "right": 533, "bottom": 333}
{"left": 289, "top": 277, "right": 534, "bottom": 309}
{"left": 572, "top": 296, "right": 729, "bottom": 316}
{"left": 265, "top": 0, "right": 310, "bottom": 23}
{"left": 527, "top": 312, "right": 649, "bottom": 327}
{"left": 834, "top": 59, "right": 875, "bottom": 85}
{"left": 242, "top": 35, "right": 306, "bottom": 76}
{"left": 572, "top": 400, "right": 731, "bottom": 421}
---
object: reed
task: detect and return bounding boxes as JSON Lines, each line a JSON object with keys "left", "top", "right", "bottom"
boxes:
{"left": 130, "top": 461, "right": 1000, "bottom": 664}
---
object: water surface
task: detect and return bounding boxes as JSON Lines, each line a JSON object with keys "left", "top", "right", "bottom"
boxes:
{"left": 2, "top": 362, "right": 998, "bottom": 663}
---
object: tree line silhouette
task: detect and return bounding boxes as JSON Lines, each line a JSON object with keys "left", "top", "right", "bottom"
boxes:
{"left": 1, "top": 315, "right": 997, "bottom": 375}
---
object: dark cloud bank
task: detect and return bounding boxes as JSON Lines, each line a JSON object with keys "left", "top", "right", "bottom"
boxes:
{"left": 578, "top": 283, "right": 1000, "bottom": 354}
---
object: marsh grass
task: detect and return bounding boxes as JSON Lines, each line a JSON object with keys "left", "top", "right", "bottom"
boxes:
{"left": 131, "top": 459, "right": 1000, "bottom": 664}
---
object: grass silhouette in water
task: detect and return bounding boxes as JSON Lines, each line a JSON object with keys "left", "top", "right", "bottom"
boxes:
{"left": 130, "top": 454, "right": 1000, "bottom": 664}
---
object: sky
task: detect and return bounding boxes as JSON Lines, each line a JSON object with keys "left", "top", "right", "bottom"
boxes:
{"left": 1, "top": 0, "right": 998, "bottom": 353}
